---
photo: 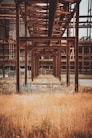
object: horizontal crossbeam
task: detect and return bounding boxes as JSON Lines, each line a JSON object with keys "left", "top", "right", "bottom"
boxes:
{"left": 20, "top": 36, "right": 75, "bottom": 41}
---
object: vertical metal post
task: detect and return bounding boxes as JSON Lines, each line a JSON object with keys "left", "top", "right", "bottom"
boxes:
{"left": 87, "top": 0, "right": 92, "bottom": 40}
{"left": 82, "top": 47, "right": 84, "bottom": 73}
{"left": 2, "top": 44, "right": 5, "bottom": 78}
{"left": 56, "top": 50, "right": 60, "bottom": 79}
{"left": 57, "top": 49, "right": 61, "bottom": 80}
{"left": 25, "top": 2, "right": 27, "bottom": 86}
{"left": 66, "top": 3, "right": 70, "bottom": 86}
{"left": 35, "top": 56, "right": 39, "bottom": 77}
{"left": 53, "top": 56, "right": 55, "bottom": 76}
{"left": 37, "top": 57, "right": 39, "bottom": 76}
{"left": 35, "top": 56, "right": 37, "bottom": 77}
{"left": 59, "top": 41, "right": 61, "bottom": 81}
{"left": 33, "top": 56, "right": 35, "bottom": 78}
{"left": 75, "top": 4, "right": 79, "bottom": 92}
{"left": 36, "top": 57, "right": 38, "bottom": 77}
{"left": 56, "top": 54, "right": 58, "bottom": 77}
{"left": 89, "top": 47, "right": 91, "bottom": 73}
{"left": 31, "top": 49, "right": 34, "bottom": 81}
{"left": 66, "top": 40, "right": 70, "bottom": 86}
{"left": 89, "top": 0, "right": 92, "bottom": 41}
{"left": 16, "top": 2, "right": 20, "bottom": 92}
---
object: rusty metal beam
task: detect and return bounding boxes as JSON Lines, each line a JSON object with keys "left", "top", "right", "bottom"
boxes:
{"left": 66, "top": 41, "right": 70, "bottom": 86}
{"left": 35, "top": 56, "right": 39, "bottom": 77}
{"left": 53, "top": 56, "right": 55, "bottom": 76}
{"left": 75, "top": 3, "right": 79, "bottom": 92}
{"left": 48, "top": 0, "right": 57, "bottom": 36}
{"left": 2, "top": 44, "right": 5, "bottom": 78}
{"left": 31, "top": 49, "right": 34, "bottom": 81}
{"left": 58, "top": 50, "right": 61, "bottom": 80}
{"left": 16, "top": 2, "right": 20, "bottom": 92}
{"left": 61, "top": 0, "right": 81, "bottom": 36}
{"left": 27, "top": 46, "right": 61, "bottom": 49}
{"left": 56, "top": 55, "right": 58, "bottom": 77}
{"left": 66, "top": 3, "right": 70, "bottom": 86}
{"left": 25, "top": 2, "right": 27, "bottom": 86}
{"left": 20, "top": 36, "right": 75, "bottom": 41}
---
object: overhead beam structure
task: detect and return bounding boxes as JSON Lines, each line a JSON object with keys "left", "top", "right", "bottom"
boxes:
{"left": 20, "top": 36, "right": 75, "bottom": 41}
{"left": 1, "top": 0, "right": 90, "bottom": 93}
{"left": 48, "top": 0, "right": 57, "bottom": 36}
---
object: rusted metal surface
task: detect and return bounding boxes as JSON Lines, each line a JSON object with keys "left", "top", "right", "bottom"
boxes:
{"left": 16, "top": 2, "right": 20, "bottom": 92}
{"left": 25, "top": 2, "right": 27, "bottom": 86}
{"left": 20, "top": 36, "right": 75, "bottom": 41}
{"left": 0, "top": 0, "right": 92, "bottom": 92}
{"left": 75, "top": 3, "right": 79, "bottom": 92}
{"left": 66, "top": 3, "right": 70, "bottom": 86}
{"left": 66, "top": 39, "right": 70, "bottom": 86}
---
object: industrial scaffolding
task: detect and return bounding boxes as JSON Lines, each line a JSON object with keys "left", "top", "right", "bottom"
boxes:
{"left": 0, "top": 0, "right": 92, "bottom": 92}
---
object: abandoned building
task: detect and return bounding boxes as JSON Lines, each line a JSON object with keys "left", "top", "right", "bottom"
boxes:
{"left": 0, "top": 0, "right": 92, "bottom": 92}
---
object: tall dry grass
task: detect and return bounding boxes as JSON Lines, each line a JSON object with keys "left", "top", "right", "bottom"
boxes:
{"left": 0, "top": 93, "right": 92, "bottom": 138}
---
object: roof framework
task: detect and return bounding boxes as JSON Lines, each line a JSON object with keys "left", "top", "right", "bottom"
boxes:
{"left": 15, "top": 0, "right": 80, "bottom": 92}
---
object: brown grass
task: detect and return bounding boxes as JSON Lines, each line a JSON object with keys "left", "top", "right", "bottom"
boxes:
{"left": 0, "top": 93, "right": 92, "bottom": 138}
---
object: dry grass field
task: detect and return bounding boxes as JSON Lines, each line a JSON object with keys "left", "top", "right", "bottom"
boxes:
{"left": 0, "top": 93, "right": 92, "bottom": 138}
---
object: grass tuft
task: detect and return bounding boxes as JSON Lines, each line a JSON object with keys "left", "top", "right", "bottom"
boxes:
{"left": 0, "top": 93, "right": 92, "bottom": 138}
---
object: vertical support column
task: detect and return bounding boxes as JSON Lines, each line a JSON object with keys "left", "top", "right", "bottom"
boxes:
{"left": 54, "top": 51, "right": 59, "bottom": 78}
{"left": 58, "top": 49, "right": 61, "bottom": 80}
{"left": 57, "top": 54, "right": 59, "bottom": 77}
{"left": 53, "top": 56, "right": 55, "bottom": 76}
{"left": 56, "top": 50, "right": 61, "bottom": 79}
{"left": 35, "top": 56, "right": 39, "bottom": 77}
{"left": 36, "top": 56, "right": 38, "bottom": 77}
{"left": 59, "top": 41, "right": 61, "bottom": 81}
{"left": 33, "top": 56, "right": 36, "bottom": 78}
{"left": 89, "top": 46, "right": 91, "bottom": 73}
{"left": 35, "top": 56, "right": 37, "bottom": 78}
{"left": 56, "top": 50, "right": 59, "bottom": 79}
{"left": 2, "top": 44, "right": 5, "bottom": 78}
{"left": 66, "top": 40, "right": 70, "bottom": 86}
{"left": 37, "top": 57, "right": 39, "bottom": 76}
{"left": 31, "top": 49, "right": 36, "bottom": 80}
{"left": 53, "top": 56, "right": 56, "bottom": 76}
{"left": 31, "top": 49, "right": 34, "bottom": 81}
{"left": 56, "top": 54, "right": 58, "bottom": 77}
{"left": 75, "top": 4, "right": 79, "bottom": 92}
{"left": 66, "top": 3, "right": 70, "bottom": 86}
{"left": 53, "top": 50, "right": 61, "bottom": 79}
{"left": 82, "top": 46, "right": 84, "bottom": 73}
{"left": 35, "top": 57, "right": 37, "bottom": 77}
{"left": 16, "top": 2, "right": 20, "bottom": 92}
{"left": 25, "top": 2, "right": 27, "bottom": 86}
